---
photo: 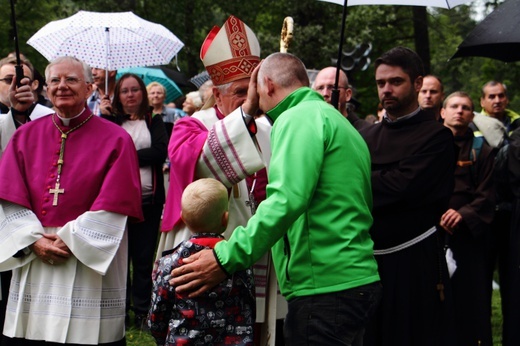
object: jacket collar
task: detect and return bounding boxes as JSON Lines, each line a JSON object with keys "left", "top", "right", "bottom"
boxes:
{"left": 266, "top": 87, "right": 323, "bottom": 123}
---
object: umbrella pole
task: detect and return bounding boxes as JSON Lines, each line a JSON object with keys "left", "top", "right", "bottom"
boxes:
{"left": 105, "top": 27, "right": 109, "bottom": 96}
{"left": 9, "top": 0, "right": 23, "bottom": 87}
{"left": 331, "top": 0, "right": 349, "bottom": 110}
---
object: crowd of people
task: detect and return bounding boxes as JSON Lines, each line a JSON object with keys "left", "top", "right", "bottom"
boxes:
{"left": 0, "top": 13, "right": 519, "bottom": 346}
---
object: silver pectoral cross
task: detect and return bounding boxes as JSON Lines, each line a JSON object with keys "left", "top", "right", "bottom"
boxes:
{"left": 245, "top": 192, "right": 257, "bottom": 215}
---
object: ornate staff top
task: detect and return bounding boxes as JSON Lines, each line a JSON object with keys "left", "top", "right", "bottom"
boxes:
{"left": 280, "top": 17, "right": 294, "bottom": 53}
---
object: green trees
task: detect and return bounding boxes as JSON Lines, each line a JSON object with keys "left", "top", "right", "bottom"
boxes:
{"left": 2, "top": 0, "right": 518, "bottom": 114}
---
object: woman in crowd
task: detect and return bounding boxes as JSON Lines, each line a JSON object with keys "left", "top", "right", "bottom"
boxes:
{"left": 100, "top": 73, "right": 168, "bottom": 330}
{"left": 182, "top": 90, "right": 203, "bottom": 116}
{"left": 147, "top": 81, "right": 185, "bottom": 139}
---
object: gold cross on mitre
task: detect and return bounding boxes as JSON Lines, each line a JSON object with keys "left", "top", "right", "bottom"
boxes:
{"left": 49, "top": 181, "right": 64, "bottom": 206}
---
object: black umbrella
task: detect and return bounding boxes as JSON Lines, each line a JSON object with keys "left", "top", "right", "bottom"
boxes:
{"left": 149, "top": 66, "right": 195, "bottom": 89}
{"left": 451, "top": 0, "right": 520, "bottom": 62}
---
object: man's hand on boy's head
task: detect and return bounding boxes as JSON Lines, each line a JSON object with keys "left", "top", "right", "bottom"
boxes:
{"left": 170, "top": 249, "right": 227, "bottom": 298}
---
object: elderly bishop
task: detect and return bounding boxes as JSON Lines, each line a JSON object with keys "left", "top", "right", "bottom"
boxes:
{"left": 0, "top": 56, "right": 142, "bottom": 346}
{"left": 159, "top": 15, "right": 284, "bottom": 345}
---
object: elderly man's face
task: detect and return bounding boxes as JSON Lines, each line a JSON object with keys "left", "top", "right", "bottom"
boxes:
{"left": 481, "top": 83, "right": 509, "bottom": 120}
{"left": 47, "top": 60, "right": 92, "bottom": 118}
{"left": 182, "top": 97, "right": 198, "bottom": 115}
{"left": 214, "top": 79, "right": 249, "bottom": 116}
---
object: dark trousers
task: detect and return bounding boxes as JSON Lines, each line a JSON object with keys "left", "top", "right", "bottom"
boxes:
{"left": 284, "top": 282, "right": 381, "bottom": 346}
{"left": 490, "top": 209, "right": 519, "bottom": 345}
{"left": 450, "top": 226, "right": 494, "bottom": 345}
{"left": 495, "top": 205, "right": 520, "bottom": 346}
{"left": 126, "top": 202, "right": 162, "bottom": 315}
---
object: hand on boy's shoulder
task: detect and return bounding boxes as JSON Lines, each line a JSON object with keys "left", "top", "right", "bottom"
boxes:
{"left": 169, "top": 249, "right": 227, "bottom": 298}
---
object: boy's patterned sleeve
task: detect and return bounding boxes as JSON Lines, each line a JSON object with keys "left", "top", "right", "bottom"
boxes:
{"left": 148, "top": 256, "right": 175, "bottom": 345}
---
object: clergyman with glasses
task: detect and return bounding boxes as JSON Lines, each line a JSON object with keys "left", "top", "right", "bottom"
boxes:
{"left": 313, "top": 66, "right": 371, "bottom": 130}
{"left": 0, "top": 56, "right": 143, "bottom": 346}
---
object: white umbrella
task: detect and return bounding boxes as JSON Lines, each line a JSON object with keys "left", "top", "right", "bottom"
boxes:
{"left": 27, "top": 10, "right": 184, "bottom": 91}
{"left": 317, "top": 0, "right": 474, "bottom": 108}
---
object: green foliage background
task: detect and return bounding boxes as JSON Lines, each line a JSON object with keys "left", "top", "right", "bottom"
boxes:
{"left": 1, "top": 0, "right": 519, "bottom": 115}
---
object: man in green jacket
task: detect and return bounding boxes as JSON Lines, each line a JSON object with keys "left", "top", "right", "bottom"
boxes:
{"left": 171, "top": 52, "right": 381, "bottom": 345}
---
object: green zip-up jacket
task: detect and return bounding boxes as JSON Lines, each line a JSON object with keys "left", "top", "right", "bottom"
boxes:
{"left": 214, "top": 87, "right": 380, "bottom": 300}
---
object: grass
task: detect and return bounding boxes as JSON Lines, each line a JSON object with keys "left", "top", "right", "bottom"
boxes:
{"left": 127, "top": 328, "right": 156, "bottom": 346}
{"left": 126, "top": 310, "right": 156, "bottom": 346}
{"left": 492, "top": 288, "right": 503, "bottom": 346}
{"left": 126, "top": 289, "right": 505, "bottom": 345}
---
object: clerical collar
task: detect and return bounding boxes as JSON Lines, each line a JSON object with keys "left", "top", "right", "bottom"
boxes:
{"left": 384, "top": 106, "right": 421, "bottom": 123}
{"left": 56, "top": 107, "right": 85, "bottom": 126}
{"left": 214, "top": 105, "right": 225, "bottom": 120}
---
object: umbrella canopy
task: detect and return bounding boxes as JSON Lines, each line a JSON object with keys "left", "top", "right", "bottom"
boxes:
{"left": 27, "top": 10, "right": 184, "bottom": 71}
{"left": 150, "top": 66, "right": 194, "bottom": 89}
{"left": 116, "top": 67, "right": 184, "bottom": 103}
{"left": 451, "top": 0, "right": 520, "bottom": 62}
{"left": 189, "top": 70, "right": 210, "bottom": 89}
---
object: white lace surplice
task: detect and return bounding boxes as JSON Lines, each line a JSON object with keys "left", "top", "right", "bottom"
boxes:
{"left": 0, "top": 202, "right": 128, "bottom": 345}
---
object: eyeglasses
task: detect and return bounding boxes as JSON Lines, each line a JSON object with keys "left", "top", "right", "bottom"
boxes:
{"left": 47, "top": 77, "right": 83, "bottom": 87}
{"left": 315, "top": 85, "right": 346, "bottom": 92}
